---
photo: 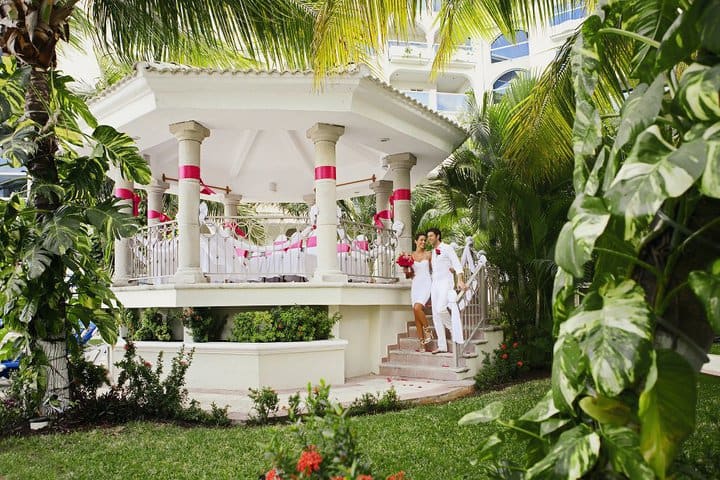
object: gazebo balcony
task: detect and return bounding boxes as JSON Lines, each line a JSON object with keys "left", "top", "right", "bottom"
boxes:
{"left": 127, "top": 215, "right": 398, "bottom": 285}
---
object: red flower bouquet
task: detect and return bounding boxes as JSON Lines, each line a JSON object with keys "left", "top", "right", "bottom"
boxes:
{"left": 396, "top": 254, "right": 415, "bottom": 279}
{"left": 396, "top": 254, "right": 414, "bottom": 268}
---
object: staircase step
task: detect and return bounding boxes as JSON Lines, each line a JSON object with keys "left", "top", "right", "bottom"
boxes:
{"left": 398, "top": 337, "right": 455, "bottom": 352}
{"left": 379, "top": 362, "right": 471, "bottom": 381}
{"left": 387, "top": 349, "right": 464, "bottom": 368}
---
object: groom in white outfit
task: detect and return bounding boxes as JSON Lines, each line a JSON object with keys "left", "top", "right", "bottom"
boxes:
{"left": 426, "top": 228, "right": 466, "bottom": 354}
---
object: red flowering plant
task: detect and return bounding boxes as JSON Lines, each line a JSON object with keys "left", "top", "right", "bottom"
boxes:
{"left": 473, "top": 338, "right": 529, "bottom": 390}
{"left": 262, "top": 382, "right": 408, "bottom": 479}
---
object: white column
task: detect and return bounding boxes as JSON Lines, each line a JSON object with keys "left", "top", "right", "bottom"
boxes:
{"left": 170, "top": 120, "right": 210, "bottom": 284}
{"left": 306, "top": 122, "right": 346, "bottom": 282}
{"left": 146, "top": 178, "right": 169, "bottom": 226}
{"left": 369, "top": 180, "right": 393, "bottom": 227}
{"left": 223, "top": 193, "right": 243, "bottom": 217}
{"left": 112, "top": 170, "right": 134, "bottom": 285}
{"left": 386, "top": 152, "right": 416, "bottom": 254}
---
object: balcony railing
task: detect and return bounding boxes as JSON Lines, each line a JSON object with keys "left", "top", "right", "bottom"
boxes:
{"left": 127, "top": 215, "right": 398, "bottom": 285}
{"left": 388, "top": 41, "right": 432, "bottom": 62}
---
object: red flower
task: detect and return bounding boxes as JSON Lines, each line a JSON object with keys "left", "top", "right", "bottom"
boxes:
{"left": 297, "top": 446, "right": 323, "bottom": 475}
{"left": 517, "top": 361, "right": 524, "bottom": 367}
{"left": 265, "top": 468, "right": 280, "bottom": 480}
{"left": 387, "top": 472, "right": 406, "bottom": 480}
{"left": 501, "top": 353, "right": 508, "bottom": 360}
{"left": 435, "top": 248, "right": 441, "bottom": 255}
{"left": 123, "top": 343, "right": 130, "bottom": 351}
{"left": 512, "top": 342, "right": 519, "bottom": 348}
{"left": 143, "top": 361, "right": 152, "bottom": 368}
{"left": 357, "top": 476, "right": 374, "bottom": 480}
{"left": 396, "top": 254, "right": 414, "bottom": 268}
{"left": 500, "top": 343, "right": 507, "bottom": 350}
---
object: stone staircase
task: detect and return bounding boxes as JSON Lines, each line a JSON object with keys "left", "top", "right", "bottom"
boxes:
{"left": 379, "top": 313, "right": 502, "bottom": 381}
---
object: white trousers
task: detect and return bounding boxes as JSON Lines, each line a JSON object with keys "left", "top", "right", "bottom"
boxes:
{"left": 431, "top": 276, "right": 464, "bottom": 351}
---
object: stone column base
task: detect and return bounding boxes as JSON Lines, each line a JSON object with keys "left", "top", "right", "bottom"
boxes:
{"left": 174, "top": 268, "right": 208, "bottom": 284}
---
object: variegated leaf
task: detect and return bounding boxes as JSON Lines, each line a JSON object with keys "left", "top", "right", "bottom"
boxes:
{"left": 559, "top": 279, "right": 653, "bottom": 397}
{"left": 677, "top": 63, "right": 720, "bottom": 122}
{"left": 552, "top": 335, "right": 586, "bottom": 411}
{"left": 688, "top": 259, "right": 720, "bottom": 334}
{"left": 639, "top": 350, "right": 697, "bottom": 479}
{"left": 555, "top": 195, "right": 611, "bottom": 278}
{"left": 526, "top": 424, "right": 601, "bottom": 480}
{"left": 602, "top": 426, "right": 656, "bottom": 479}
{"left": 458, "top": 400, "right": 503, "bottom": 425}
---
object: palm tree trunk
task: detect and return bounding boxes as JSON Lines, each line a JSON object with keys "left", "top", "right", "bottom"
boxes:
{"left": 511, "top": 204, "right": 525, "bottom": 300}
{"left": 25, "top": 65, "right": 69, "bottom": 413}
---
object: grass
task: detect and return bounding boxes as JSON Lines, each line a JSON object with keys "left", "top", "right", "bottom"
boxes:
{"left": 0, "top": 376, "right": 718, "bottom": 479}
{"left": 710, "top": 343, "right": 720, "bottom": 355}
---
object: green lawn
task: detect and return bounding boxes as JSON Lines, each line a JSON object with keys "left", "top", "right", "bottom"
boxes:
{"left": 0, "top": 376, "right": 718, "bottom": 480}
{"left": 710, "top": 343, "right": 720, "bottom": 355}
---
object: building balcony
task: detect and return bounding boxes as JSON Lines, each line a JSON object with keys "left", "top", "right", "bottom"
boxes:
{"left": 401, "top": 90, "right": 469, "bottom": 116}
{"left": 388, "top": 41, "right": 432, "bottom": 64}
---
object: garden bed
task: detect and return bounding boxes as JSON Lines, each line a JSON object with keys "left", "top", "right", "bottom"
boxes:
{"left": 108, "top": 340, "right": 348, "bottom": 391}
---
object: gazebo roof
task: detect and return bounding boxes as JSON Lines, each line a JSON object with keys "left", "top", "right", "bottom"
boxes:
{"left": 89, "top": 63, "right": 467, "bottom": 202}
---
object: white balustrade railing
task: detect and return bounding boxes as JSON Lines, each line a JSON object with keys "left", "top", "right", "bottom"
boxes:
{"left": 126, "top": 215, "right": 398, "bottom": 284}
{"left": 129, "top": 221, "right": 179, "bottom": 283}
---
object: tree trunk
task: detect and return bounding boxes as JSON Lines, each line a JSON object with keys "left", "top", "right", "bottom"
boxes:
{"left": 37, "top": 336, "right": 71, "bottom": 415}
{"left": 511, "top": 204, "right": 525, "bottom": 300}
{"left": 25, "top": 65, "right": 69, "bottom": 413}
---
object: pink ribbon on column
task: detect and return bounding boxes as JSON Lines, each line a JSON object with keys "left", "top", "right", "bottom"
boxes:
{"left": 392, "top": 189, "right": 411, "bottom": 201}
{"left": 179, "top": 165, "right": 215, "bottom": 195}
{"left": 115, "top": 188, "right": 140, "bottom": 217}
{"left": 148, "top": 210, "right": 172, "bottom": 222}
{"left": 314, "top": 166, "right": 337, "bottom": 180}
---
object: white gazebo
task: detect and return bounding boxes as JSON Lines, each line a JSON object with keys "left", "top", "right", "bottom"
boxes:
{"left": 90, "top": 62, "right": 472, "bottom": 390}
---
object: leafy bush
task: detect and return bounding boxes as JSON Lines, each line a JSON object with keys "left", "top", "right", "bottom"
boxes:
{"left": 248, "top": 386, "right": 280, "bottom": 425}
{"left": 230, "top": 306, "right": 340, "bottom": 343}
{"left": 181, "top": 307, "right": 216, "bottom": 342}
{"left": 262, "top": 381, "right": 406, "bottom": 480}
{"left": 303, "top": 379, "right": 333, "bottom": 418}
{"left": 474, "top": 340, "right": 530, "bottom": 391}
{"left": 73, "top": 341, "right": 229, "bottom": 426}
{"left": 347, "top": 387, "right": 404, "bottom": 416}
{"left": 133, "top": 308, "right": 173, "bottom": 341}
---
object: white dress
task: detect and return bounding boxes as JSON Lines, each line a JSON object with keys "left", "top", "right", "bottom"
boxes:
{"left": 411, "top": 259, "right": 431, "bottom": 305}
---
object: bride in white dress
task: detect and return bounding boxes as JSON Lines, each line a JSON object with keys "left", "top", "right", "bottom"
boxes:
{"left": 408, "top": 232, "right": 433, "bottom": 351}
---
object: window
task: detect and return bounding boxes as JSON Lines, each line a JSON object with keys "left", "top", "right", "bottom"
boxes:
{"left": 490, "top": 31, "right": 529, "bottom": 63}
{"left": 432, "top": 0, "right": 442, "bottom": 12}
{"left": 492, "top": 70, "right": 522, "bottom": 99}
{"left": 551, "top": 3, "right": 586, "bottom": 25}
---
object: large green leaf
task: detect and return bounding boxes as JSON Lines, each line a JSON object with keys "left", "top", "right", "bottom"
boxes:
{"left": 605, "top": 126, "right": 707, "bottom": 238}
{"left": 608, "top": 75, "right": 666, "bottom": 166}
{"left": 571, "top": 30, "right": 603, "bottom": 194}
{"left": 559, "top": 279, "right": 653, "bottom": 397}
{"left": 552, "top": 268, "right": 577, "bottom": 330}
{"left": 459, "top": 401, "right": 503, "bottom": 425}
{"left": 86, "top": 202, "right": 139, "bottom": 240}
{"left": 41, "top": 209, "right": 83, "bottom": 255}
{"left": 655, "top": 1, "right": 702, "bottom": 72}
{"left": 579, "top": 395, "right": 634, "bottom": 426}
{"left": 697, "top": 122, "right": 720, "bottom": 199}
{"left": 552, "top": 335, "right": 586, "bottom": 411}
{"left": 677, "top": 63, "right": 720, "bottom": 123}
{"left": 688, "top": 259, "right": 720, "bottom": 334}
{"left": 22, "top": 247, "right": 52, "bottom": 280}
{"left": 520, "top": 390, "right": 560, "bottom": 423}
{"left": 555, "top": 195, "right": 611, "bottom": 278}
{"left": 602, "top": 426, "right": 656, "bottom": 479}
{"left": 639, "top": 349, "right": 697, "bottom": 479}
{"left": 526, "top": 424, "right": 601, "bottom": 480}
{"left": 92, "top": 125, "right": 151, "bottom": 185}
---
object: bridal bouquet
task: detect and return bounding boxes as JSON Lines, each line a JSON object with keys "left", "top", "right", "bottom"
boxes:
{"left": 396, "top": 254, "right": 414, "bottom": 279}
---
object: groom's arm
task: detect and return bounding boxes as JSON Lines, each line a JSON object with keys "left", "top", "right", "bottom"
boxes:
{"left": 446, "top": 245, "right": 466, "bottom": 289}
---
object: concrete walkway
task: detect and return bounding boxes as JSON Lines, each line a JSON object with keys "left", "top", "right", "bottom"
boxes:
{"left": 189, "top": 375, "right": 475, "bottom": 422}
{"left": 701, "top": 353, "right": 720, "bottom": 377}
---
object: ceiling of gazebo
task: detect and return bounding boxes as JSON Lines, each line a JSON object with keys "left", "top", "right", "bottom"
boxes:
{"left": 89, "top": 63, "right": 467, "bottom": 202}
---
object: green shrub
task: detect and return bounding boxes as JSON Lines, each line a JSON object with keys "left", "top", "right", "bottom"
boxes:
{"left": 181, "top": 307, "right": 215, "bottom": 342}
{"left": 133, "top": 308, "right": 173, "bottom": 341}
{"left": 474, "top": 340, "right": 530, "bottom": 391}
{"left": 347, "top": 387, "right": 404, "bottom": 416}
{"left": 230, "top": 306, "right": 340, "bottom": 343}
{"left": 248, "top": 386, "right": 279, "bottom": 425}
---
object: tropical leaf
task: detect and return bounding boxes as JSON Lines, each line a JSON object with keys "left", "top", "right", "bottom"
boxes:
{"left": 41, "top": 208, "right": 83, "bottom": 255}
{"left": 22, "top": 247, "right": 52, "bottom": 280}
{"left": 459, "top": 401, "right": 504, "bottom": 425}
{"left": 555, "top": 194, "right": 611, "bottom": 278}
{"left": 552, "top": 334, "right": 586, "bottom": 411}
{"left": 688, "top": 259, "right": 720, "bottom": 334}
{"left": 526, "top": 424, "right": 601, "bottom": 480}
{"left": 540, "top": 417, "right": 572, "bottom": 437}
{"left": 91, "top": 125, "right": 151, "bottom": 184}
{"left": 559, "top": 279, "right": 652, "bottom": 397}
{"left": 699, "top": 123, "right": 720, "bottom": 198}
{"left": 601, "top": 426, "right": 656, "bottom": 479}
{"left": 639, "top": 349, "right": 697, "bottom": 479}
{"left": 552, "top": 267, "right": 576, "bottom": 328}
{"left": 85, "top": 201, "right": 139, "bottom": 240}
{"left": 605, "top": 126, "right": 707, "bottom": 239}
{"left": 579, "top": 395, "right": 634, "bottom": 426}
{"left": 520, "top": 390, "right": 560, "bottom": 422}
{"left": 677, "top": 63, "right": 720, "bottom": 123}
